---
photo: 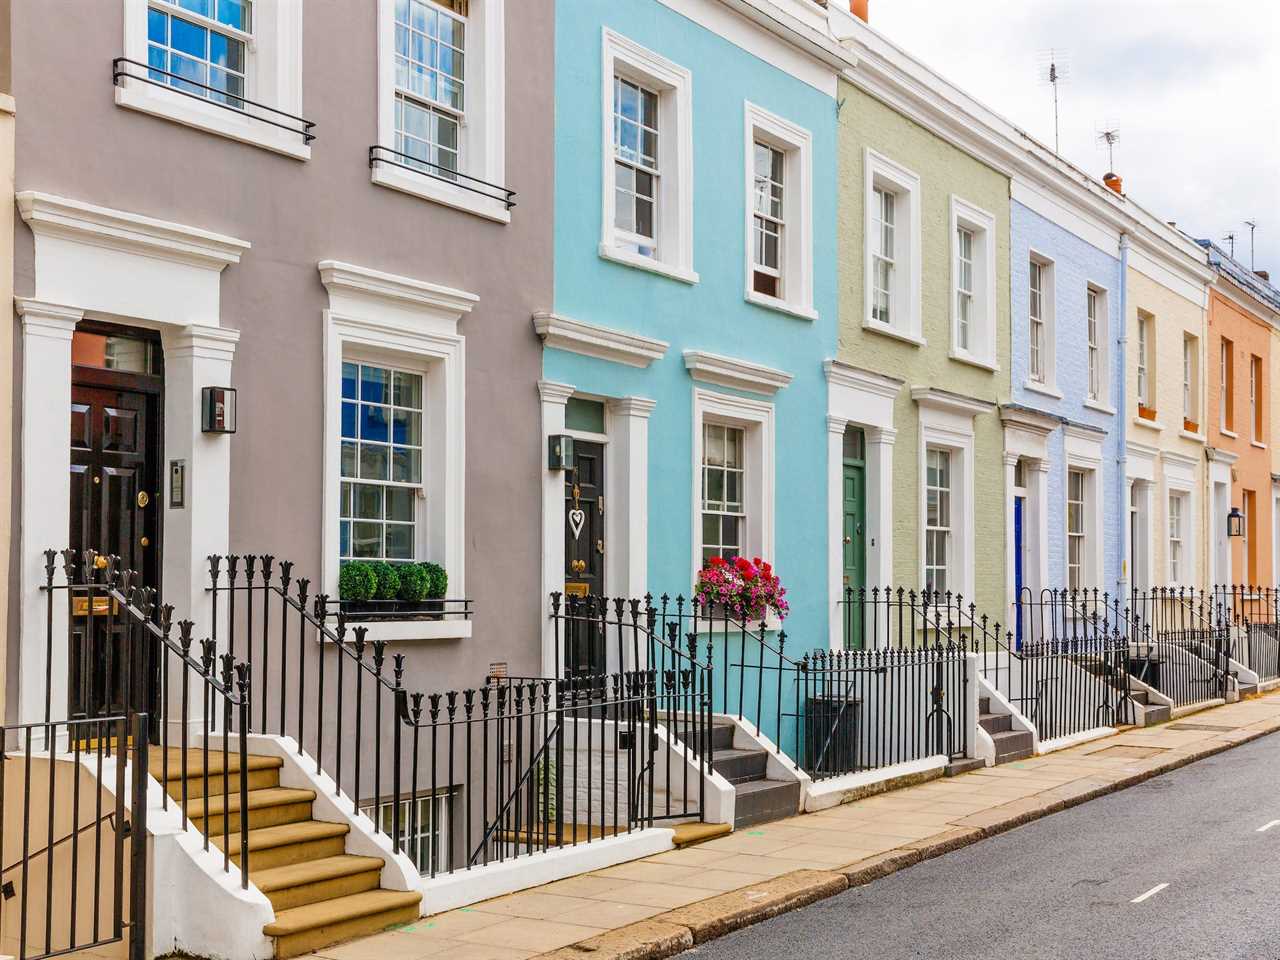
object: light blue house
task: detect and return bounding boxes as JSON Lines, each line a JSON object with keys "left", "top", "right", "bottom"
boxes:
{"left": 534, "top": 0, "right": 843, "bottom": 679}
{"left": 1003, "top": 180, "right": 1128, "bottom": 623}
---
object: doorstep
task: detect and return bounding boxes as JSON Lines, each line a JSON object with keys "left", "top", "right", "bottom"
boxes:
{"left": 291, "top": 690, "right": 1280, "bottom": 960}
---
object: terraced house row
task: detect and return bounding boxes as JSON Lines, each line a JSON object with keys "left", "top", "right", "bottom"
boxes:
{"left": 1, "top": 2, "right": 1278, "bottom": 959}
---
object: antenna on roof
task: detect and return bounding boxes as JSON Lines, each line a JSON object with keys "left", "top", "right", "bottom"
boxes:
{"left": 1037, "top": 49, "right": 1071, "bottom": 155}
{"left": 1096, "top": 124, "right": 1120, "bottom": 174}
{"left": 1245, "top": 219, "right": 1258, "bottom": 271}
{"left": 1223, "top": 231, "right": 1237, "bottom": 259}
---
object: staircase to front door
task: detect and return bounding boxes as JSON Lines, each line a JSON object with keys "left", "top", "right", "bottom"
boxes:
{"left": 708, "top": 718, "right": 800, "bottom": 828}
{"left": 977, "top": 696, "right": 1035, "bottom": 764}
{"left": 156, "top": 747, "right": 421, "bottom": 959}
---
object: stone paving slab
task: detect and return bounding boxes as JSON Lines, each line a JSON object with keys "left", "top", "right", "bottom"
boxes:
{"left": 297, "top": 691, "right": 1280, "bottom": 960}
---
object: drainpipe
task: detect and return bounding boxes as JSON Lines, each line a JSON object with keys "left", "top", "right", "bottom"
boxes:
{"left": 1117, "top": 232, "right": 1130, "bottom": 599}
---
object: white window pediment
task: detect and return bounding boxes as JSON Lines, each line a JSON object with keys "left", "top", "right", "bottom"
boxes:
{"left": 319, "top": 260, "right": 473, "bottom": 635}
{"left": 684, "top": 350, "right": 793, "bottom": 396}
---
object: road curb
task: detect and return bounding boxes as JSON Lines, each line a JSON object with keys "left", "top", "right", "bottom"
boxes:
{"left": 530, "top": 716, "right": 1280, "bottom": 960}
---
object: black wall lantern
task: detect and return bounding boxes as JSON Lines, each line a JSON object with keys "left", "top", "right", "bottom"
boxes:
{"left": 202, "top": 386, "right": 237, "bottom": 434}
{"left": 1227, "top": 506, "right": 1245, "bottom": 538}
{"left": 548, "top": 434, "right": 575, "bottom": 471}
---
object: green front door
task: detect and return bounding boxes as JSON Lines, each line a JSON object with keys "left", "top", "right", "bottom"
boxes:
{"left": 842, "top": 428, "right": 867, "bottom": 649}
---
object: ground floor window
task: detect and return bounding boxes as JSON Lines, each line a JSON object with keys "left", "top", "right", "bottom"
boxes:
{"left": 361, "top": 792, "right": 451, "bottom": 875}
{"left": 340, "top": 360, "right": 424, "bottom": 562}
{"left": 1168, "top": 492, "right": 1186, "bottom": 584}
{"left": 924, "top": 447, "right": 952, "bottom": 596}
{"left": 1067, "top": 468, "right": 1086, "bottom": 591}
{"left": 701, "top": 422, "right": 745, "bottom": 561}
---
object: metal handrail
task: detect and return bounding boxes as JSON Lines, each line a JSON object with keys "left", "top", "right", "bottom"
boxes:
{"left": 369, "top": 144, "right": 517, "bottom": 208}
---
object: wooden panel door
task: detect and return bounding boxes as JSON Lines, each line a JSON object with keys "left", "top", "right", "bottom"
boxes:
{"left": 564, "top": 441, "right": 606, "bottom": 677}
{"left": 69, "top": 364, "right": 163, "bottom": 718}
{"left": 842, "top": 428, "right": 867, "bottom": 650}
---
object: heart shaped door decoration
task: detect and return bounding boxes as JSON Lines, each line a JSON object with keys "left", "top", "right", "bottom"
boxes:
{"left": 568, "top": 508, "right": 586, "bottom": 541}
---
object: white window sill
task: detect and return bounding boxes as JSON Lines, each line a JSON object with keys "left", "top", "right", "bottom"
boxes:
{"left": 1132, "top": 416, "right": 1164, "bottom": 433}
{"left": 115, "top": 80, "right": 311, "bottom": 161}
{"left": 745, "top": 290, "right": 818, "bottom": 322}
{"left": 1023, "top": 379, "right": 1063, "bottom": 400}
{"left": 1220, "top": 427, "right": 1239, "bottom": 439}
{"left": 1082, "top": 398, "right": 1116, "bottom": 416}
{"left": 372, "top": 164, "right": 512, "bottom": 224}
{"left": 1252, "top": 440, "right": 1267, "bottom": 450}
{"left": 323, "top": 619, "right": 474, "bottom": 643}
{"left": 949, "top": 349, "right": 999, "bottom": 373}
{"left": 862, "top": 319, "right": 925, "bottom": 347}
{"left": 1180, "top": 429, "right": 1206, "bottom": 443}
{"left": 599, "top": 244, "right": 699, "bottom": 284}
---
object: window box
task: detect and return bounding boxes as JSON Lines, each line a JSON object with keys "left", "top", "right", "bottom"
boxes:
{"left": 333, "top": 597, "right": 473, "bottom": 623}
{"left": 1183, "top": 418, "right": 1200, "bottom": 434}
{"left": 1138, "top": 404, "right": 1158, "bottom": 422}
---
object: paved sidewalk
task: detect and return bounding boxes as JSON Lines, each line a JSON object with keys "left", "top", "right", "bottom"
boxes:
{"left": 297, "top": 692, "right": 1280, "bottom": 960}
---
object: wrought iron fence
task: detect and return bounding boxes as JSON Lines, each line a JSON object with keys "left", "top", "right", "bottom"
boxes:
{"left": 201, "top": 559, "right": 710, "bottom": 882}
{"left": 1129, "top": 588, "right": 1234, "bottom": 706}
{"left": 42, "top": 550, "right": 252, "bottom": 890}
{"left": 1214, "top": 585, "right": 1280, "bottom": 682}
{"left": 0, "top": 711, "right": 148, "bottom": 960}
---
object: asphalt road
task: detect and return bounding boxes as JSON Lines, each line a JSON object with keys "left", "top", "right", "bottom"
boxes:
{"left": 692, "top": 734, "right": 1280, "bottom": 960}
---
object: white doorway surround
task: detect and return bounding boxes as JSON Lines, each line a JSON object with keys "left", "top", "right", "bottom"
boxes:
{"left": 824, "top": 361, "right": 902, "bottom": 650}
{"left": 14, "top": 191, "right": 247, "bottom": 725}
{"left": 1124, "top": 441, "right": 1158, "bottom": 594}
{"left": 1208, "top": 448, "right": 1236, "bottom": 587}
{"left": 999, "top": 406, "right": 1057, "bottom": 615}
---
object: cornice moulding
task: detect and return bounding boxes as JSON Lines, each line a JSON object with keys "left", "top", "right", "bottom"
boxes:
{"left": 684, "top": 350, "right": 793, "bottom": 395}
{"left": 533, "top": 312, "right": 669, "bottom": 368}
{"left": 318, "top": 260, "right": 479, "bottom": 318}
{"left": 823, "top": 359, "right": 903, "bottom": 399}
{"left": 16, "top": 191, "right": 249, "bottom": 269}
{"left": 911, "top": 386, "right": 996, "bottom": 417}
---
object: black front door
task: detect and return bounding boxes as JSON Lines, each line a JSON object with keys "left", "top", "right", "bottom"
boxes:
{"left": 564, "top": 441, "right": 605, "bottom": 677}
{"left": 69, "top": 326, "right": 164, "bottom": 718}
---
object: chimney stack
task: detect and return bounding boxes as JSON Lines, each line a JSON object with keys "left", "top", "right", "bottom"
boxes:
{"left": 1103, "top": 172, "right": 1123, "bottom": 195}
{"left": 1256, "top": 270, "right": 1271, "bottom": 283}
{"left": 850, "top": 0, "right": 869, "bottom": 22}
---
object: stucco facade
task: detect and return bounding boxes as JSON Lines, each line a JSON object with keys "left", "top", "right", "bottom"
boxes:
{"left": 1124, "top": 263, "right": 1208, "bottom": 591}
{"left": 1006, "top": 196, "right": 1125, "bottom": 604}
{"left": 835, "top": 78, "right": 1010, "bottom": 619}
{"left": 7, "top": 0, "right": 553, "bottom": 722}
{"left": 540, "top": 0, "right": 840, "bottom": 666}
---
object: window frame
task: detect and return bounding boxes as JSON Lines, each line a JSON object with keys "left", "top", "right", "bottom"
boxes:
{"left": 923, "top": 446, "right": 952, "bottom": 596}
{"left": 1025, "top": 251, "right": 1057, "bottom": 393}
{"left": 863, "top": 148, "right": 922, "bottom": 344}
{"left": 1251, "top": 354, "right": 1263, "bottom": 444}
{"left": 361, "top": 791, "right": 452, "bottom": 876}
{"left": 742, "top": 102, "right": 815, "bottom": 320}
{"left": 1168, "top": 491, "right": 1185, "bottom": 585}
{"left": 1136, "top": 311, "right": 1153, "bottom": 409}
{"left": 700, "top": 422, "right": 747, "bottom": 563}
{"left": 948, "top": 196, "right": 997, "bottom": 369}
{"left": 691, "top": 389, "right": 775, "bottom": 588}
{"left": 119, "top": 0, "right": 308, "bottom": 159}
{"left": 1182, "top": 333, "right": 1199, "bottom": 428}
{"left": 1083, "top": 282, "right": 1111, "bottom": 409}
{"left": 374, "top": 0, "right": 508, "bottom": 222}
{"left": 1066, "top": 467, "right": 1087, "bottom": 591}
{"left": 600, "top": 29, "right": 696, "bottom": 284}
{"left": 1220, "top": 336, "right": 1235, "bottom": 434}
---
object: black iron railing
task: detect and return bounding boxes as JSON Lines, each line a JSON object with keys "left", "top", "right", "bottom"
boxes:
{"left": 928, "top": 590, "right": 1133, "bottom": 740}
{"left": 111, "top": 57, "right": 316, "bottom": 144}
{"left": 369, "top": 145, "right": 517, "bottom": 209}
{"left": 1129, "top": 588, "right": 1234, "bottom": 706}
{"left": 0, "top": 711, "right": 149, "bottom": 960}
{"left": 43, "top": 550, "right": 253, "bottom": 890}
{"left": 202, "top": 559, "right": 709, "bottom": 881}
{"left": 1214, "top": 585, "right": 1280, "bottom": 682}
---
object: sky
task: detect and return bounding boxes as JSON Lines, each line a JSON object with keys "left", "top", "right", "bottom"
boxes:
{"left": 864, "top": 0, "right": 1280, "bottom": 276}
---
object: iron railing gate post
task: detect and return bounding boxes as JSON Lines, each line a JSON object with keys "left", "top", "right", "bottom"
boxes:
{"left": 129, "top": 712, "right": 149, "bottom": 960}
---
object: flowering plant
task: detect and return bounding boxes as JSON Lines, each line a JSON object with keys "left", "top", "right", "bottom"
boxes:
{"left": 694, "top": 556, "right": 789, "bottom": 623}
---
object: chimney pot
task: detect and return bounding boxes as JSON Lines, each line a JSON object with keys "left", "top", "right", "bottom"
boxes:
{"left": 1103, "top": 172, "right": 1123, "bottom": 195}
{"left": 849, "top": 0, "right": 869, "bottom": 22}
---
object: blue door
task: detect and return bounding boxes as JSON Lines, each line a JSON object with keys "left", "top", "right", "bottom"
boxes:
{"left": 1014, "top": 496, "right": 1025, "bottom": 650}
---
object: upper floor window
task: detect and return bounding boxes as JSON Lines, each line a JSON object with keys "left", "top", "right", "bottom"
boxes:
{"left": 1087, "top": 288, "right": 1101, "bottom": 401}
{"left": 613, "top": 76, "right": 660, "bottom": 258}
{"left": 949, "top": 197, "right": 996, "bottom": 367}
{"left": 600, "top": 31, "right": 695, "bottom": 283}
{"left": 1027, "top": 256, "right": 1055, "bottom": 387}
{"left": 1136, "top": 312, "right": 1153, "bottom": 410}
{"left": 1182, "top": 334, "right": 1199, "bottom": 429}
{"left": 119, "top": 0, "right": 309, "bottom": 158}
{"left": 1220, "top": 337, "right": 1235, "bottom": 432}
{"left": 147, "top": 0, "right": 251, "bottom": 106}
{"left": 744, "top": 104, "right": 815, "bottom": 320}
{"left": 373, "top": 0, "right": 509, "bottom": 221}
{"left": 864, "top": 149, "right": 921, "bottom": 342}
{"left": 752, "top": 143, "right": 784, "bottom": 298}
{"left": 1251, "top": 355, "right": 1263, "bottom": 443}
{"left": 393, "top": 0, "right": 466, "bottom": 179}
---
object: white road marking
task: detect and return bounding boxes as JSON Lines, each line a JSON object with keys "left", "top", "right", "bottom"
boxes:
{"left": 1131, "top": 883, "right": 1169, "bottom": 904}
{"left": 1256, "top": 820, "right": 1280, "bottom": 833}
